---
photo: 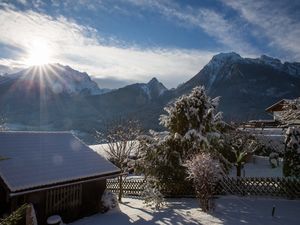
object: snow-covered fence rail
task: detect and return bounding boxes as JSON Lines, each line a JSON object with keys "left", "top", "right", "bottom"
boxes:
{"left": 107, "top": 177, "right": 300, "bottom": 199}
{"left": 217, "top": 177, "right": 300, "bottom": 199}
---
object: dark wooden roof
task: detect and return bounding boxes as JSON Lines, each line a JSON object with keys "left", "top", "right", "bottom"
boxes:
{"left": 265, "top": 99, "right": 290, "bottom": 113}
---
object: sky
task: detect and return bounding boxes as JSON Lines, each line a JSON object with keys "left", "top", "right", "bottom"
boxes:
{"left": 0, "top": 0, "right": 299, "bottom": 88}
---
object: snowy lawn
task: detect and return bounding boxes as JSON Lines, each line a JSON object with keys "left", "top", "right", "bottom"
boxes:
{"left": 70, "top": 196, "right": 300, "bottom": 225}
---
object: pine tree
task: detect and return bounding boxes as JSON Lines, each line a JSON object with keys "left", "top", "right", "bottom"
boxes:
{"left": 138, "top": 86, "right": 224, "bottom": 190}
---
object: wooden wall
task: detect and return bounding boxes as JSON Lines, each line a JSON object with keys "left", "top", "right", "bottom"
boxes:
{"left": 6, "top": 179, "right": 107, "bottom": 224}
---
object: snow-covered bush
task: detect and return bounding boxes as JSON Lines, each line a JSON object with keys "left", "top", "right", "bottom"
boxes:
{"left": 269, "top": 152, "right": 280, "bottom": 168}
{"left": 283, "top": 127, "right": 300, "bottom": 177}
{"left": 100, "top": 190, "right": 118, "bottom": 213}
{"left": 137, "top": 86, "right": 224, "bottom": 191}
{"left": 185, "top": 153, "right": 223, "bottom": 212}
{"left": 142, "top": 179, "right": 164, "bottom": 210}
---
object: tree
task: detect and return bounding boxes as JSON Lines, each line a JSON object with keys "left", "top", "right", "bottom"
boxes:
{"left": 275, "top": 98, "right": 300, "bottom": 177}
{"left": 222, "top": 130, "right": 259, "bottom": 177}
{"left": 138, "top": 86, "right": 224, "bottom": 190}
{"left": 96, "top": 119, "right": 141, "bottom": 202}
{"left": 0, "top": 116, "right": 6, "bottom": 131}
{"left": 283, "top": 127, "right": 300, "bottom": 177}
{"left": 185, "top": 153, "right": 223, "bottom": 212}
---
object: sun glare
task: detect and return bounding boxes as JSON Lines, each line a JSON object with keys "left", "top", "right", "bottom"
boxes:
{"left": 25, "top": 39, "right": 53, "bottom": 66}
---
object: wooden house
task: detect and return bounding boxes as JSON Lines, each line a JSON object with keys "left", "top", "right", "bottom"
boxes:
{"left": 265, "top": 99, "right": 291, "bottom": 121}
{"left": 0, "top": 131, "right": 120, "bottom": 224}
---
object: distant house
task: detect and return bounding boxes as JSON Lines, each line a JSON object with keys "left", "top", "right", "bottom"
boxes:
{"left": 242, "top": 99, "right": 294, "bottom": 128}
{"left": 265, "top": 99, "right": 300, "bottom": 125}
{"left": 265, "top": 99, "right": 291, "bottom": 121}
{"left": 0, "top": 132, "right": 120, "bottom": 224}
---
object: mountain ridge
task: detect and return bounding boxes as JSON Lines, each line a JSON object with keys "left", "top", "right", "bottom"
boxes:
{"left": 1, "top": 52, "right": 300, "bottom": 143}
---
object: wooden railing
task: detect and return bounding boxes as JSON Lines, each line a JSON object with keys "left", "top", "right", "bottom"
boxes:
{"left": 106, "top": 177, "right": 300, "bottom": 199}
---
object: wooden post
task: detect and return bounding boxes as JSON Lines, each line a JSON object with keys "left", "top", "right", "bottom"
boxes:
{"left": 272, "top": 205, "right": 276, "bottom": 217}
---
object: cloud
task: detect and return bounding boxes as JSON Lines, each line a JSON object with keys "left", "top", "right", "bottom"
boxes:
{"left": 222, "top": 0, "right": 300, "bottom": 60}
{"left": 0, "top": 7, "right": 215, "bottom": 88}
{"left": 125, "top": 0, "right": 259, "bottom": 56}
{"left": 17, "top": 0, "right": 27, "bottom": 5}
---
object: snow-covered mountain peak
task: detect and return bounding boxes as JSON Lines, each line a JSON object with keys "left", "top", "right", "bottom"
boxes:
{"left": 4, "top": 64, "right": 102, "bottom": 95}
{"left": 259, "top": 55, "right": 283, "bottom": 70}
{"left": 136, "top": 77, "right": 167, "bottom": 100}
{"left": 147, "top": 77, "right": 159, "bottom": 85}
{"left": 201, "top": 52, "right": 242, "bottom": 90}
{"left": 147, "top": 77, "right": 167, "bottom": 95}
{"left": 210, "top": 52, "right": 242, "bottom": 64}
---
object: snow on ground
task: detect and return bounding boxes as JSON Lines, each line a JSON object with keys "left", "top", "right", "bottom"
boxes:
{"left": 229, "top": 156, "right": 283, "bottom": 177}
{"left": 70, "top": 196, "right": 300, "bottom": 225}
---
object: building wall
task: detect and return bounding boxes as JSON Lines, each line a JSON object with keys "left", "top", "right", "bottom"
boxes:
{"left": 6, "top": 179, "right": 107, "bottom": 224}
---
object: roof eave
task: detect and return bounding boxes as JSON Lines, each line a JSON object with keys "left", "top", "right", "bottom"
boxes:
{"left": 7, "top": 170, "right": 121, "bottom": 197}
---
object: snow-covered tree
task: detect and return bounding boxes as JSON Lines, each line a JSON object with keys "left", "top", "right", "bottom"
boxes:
{"left": 185, "top": 153, "right": 223, "bottom": 212}
{"left": 0, "top": 116, "right": 6, "bottom": 131}
{"left": 274, "top": 98, "right": 300, "bottom": 177}
{"left": 142, "top": 178, "right": 164, "bottom": 210}
{"left": 96, "top": 119, "right": 141, "bottom": 202}
{"left": 138, "top": 86, "right": 224, "bottom": 190}
{"left": 222, "top": 130, "right": 259, "bottom": 177}
{"left": 283, "top": 127, "right": 300, "bottom": 177}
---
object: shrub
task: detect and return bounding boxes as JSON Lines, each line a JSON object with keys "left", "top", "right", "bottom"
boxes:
{"left": 185, "top": 153, "right": 223, "bottom": 212}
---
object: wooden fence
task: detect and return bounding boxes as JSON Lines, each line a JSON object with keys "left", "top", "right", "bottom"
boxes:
{"left": 106, "top": 177, "right": 300, "bottom": 199}
{"left": 106, "top": 178, "right": 145, "bottom": 196}
{"left": 217, "top": 177, "right": 300, "bottom": 198}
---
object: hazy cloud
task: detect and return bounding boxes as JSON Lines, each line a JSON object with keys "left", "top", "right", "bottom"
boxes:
{"left": 223, "top": 0, "right": 300, "bottom": 60}
{"left": 0, "top": 8, "right": 215, "bottom": 88}
{"left": 126, "top": 0, "right": 259, "bottom": 56}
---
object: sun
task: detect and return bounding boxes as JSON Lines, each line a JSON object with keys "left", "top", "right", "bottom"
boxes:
{"left": 25, "top": 39, "right": 53, "bottom": 66}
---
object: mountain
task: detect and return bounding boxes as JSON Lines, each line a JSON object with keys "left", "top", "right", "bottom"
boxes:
{"left": 1, "top": 53, "right": 300, "bottom": 143}
{"left": 176, "top": 52, "right": 300, "bottom": 121}
{"left": 85, "top": 77, "right": 168, "bottom": 131}
{"left": 1, "top": 64, "right": 104, "bottom": 96}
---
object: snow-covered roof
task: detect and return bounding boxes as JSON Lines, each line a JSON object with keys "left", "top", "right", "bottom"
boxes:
{"left": 0, "top": 132, "right": 120, "bottom": 192}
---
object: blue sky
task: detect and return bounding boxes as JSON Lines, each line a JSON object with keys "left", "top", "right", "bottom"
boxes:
{"left": 0, "top": 0, "right": 299, "bottom": 88}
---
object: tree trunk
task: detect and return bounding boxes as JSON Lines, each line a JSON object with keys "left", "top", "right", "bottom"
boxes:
{"left": 236, "top": 163, "right": 242, "bottom": 177}
{"left": 118, "top": 175, "right": 123, "bottom": 202}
